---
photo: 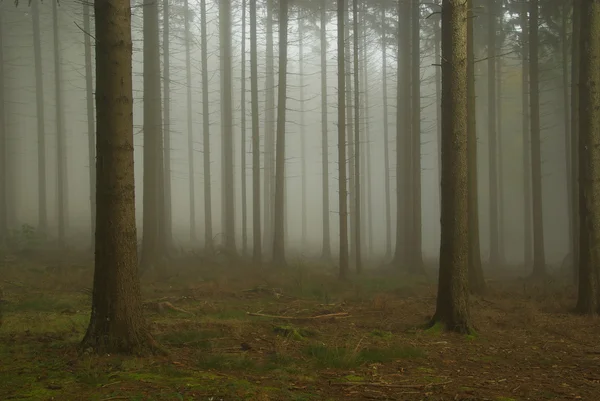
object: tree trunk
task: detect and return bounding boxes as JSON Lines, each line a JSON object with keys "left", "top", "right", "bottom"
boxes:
{"left": 250, "top": 0, "right": 262, "bottom": 264}
{"left": 52, "top": 0, "right": 67, "bottom": 249}
{"left": 430, "top": 0, "right": 472, "bottom": 334}
{"left": 0, "top": 8, "right": 6, "bottom": 243}
{"left": 241, "top": 0, "right": 248, "bottom": 256}
{"left": 497, "top": 47, "right": 505, "bottom": 264}
{"left": 200, "top": 0, "right": 213, "bottom": 251}
{"left": 162, "top": 0, "right": 173, "bottom": 251}
{"left": 488, "top": 0, "right": 499, "bottom": 267}
{"left": 320, "top": 1, "right": 331, "bottom": 260}
{"left": 381, "top": 8, "right": 392, "bottom": 261}
{"left": 575, "top": 0, "right": 600, "bottom": 315}
{"left": 263, "top": 0, "right": 275, "bottom": 256}
{"left": 82, "top": 0, "right": 153, "bottom": 353}
{"left": 338, "top": 0, "right": 349, "bottom": 280}
{"left": 529, "top": 0, "right": 547, "bottom": 277}
{"left": 363, "top": 15, "right": 373, "bottom": 260}
{"left": 140, "top": 0, "right": 164, "bottom": 272}
{"left": 561, "top": 3, "right": 573, "bottom": 267}
{"left": 344, "top": 11, "right": 356, "bottom": 265}
{"left": 32, "top": 0, "right": 47, "bottom": 238}
{"left": 435, "top": 8, "right": 442, "bottom": 214}
{"left": 272, "top": 0, "right": 288, "bottom": 267}
{"left": 571, "top": 1, "right": 581, "bottom": 284}
{"left": 352, "top": 0, "right": 361, "bottom": 274}
{"left": 521, "top": 4, "right": 532, "bottom": 270}
{"left": 467, "top": 0, "right": 485, "bottom": 295}
{"left": 299, "top": 11, "right": 307, "bottom": 251}
{"left": 184, "top": 0, "right": 196, "bottom": 243}
{"left": 410, "top": 0, "right": 424, "bottom": 273}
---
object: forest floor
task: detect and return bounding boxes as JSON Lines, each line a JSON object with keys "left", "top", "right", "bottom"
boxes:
{"left": 1, "top": 251, "right": 599, "bottom": 401}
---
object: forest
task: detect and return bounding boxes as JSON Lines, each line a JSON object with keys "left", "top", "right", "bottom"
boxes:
{"left": 0, "top": 0, "right": 599, "bottom": 400}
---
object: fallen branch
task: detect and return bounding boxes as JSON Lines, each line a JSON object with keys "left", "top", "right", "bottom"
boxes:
{"left": 330, "top": 380, "right": 452, "bottom": 389}
{"left": 247, "top": 311, "right": 349, "bottom": 320}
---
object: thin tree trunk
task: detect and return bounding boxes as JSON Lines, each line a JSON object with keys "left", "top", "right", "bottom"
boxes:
{"left": 488, "top": 0, "right": 499, "bottom": 267}
{"left": 220, "top": 0, "right": 236, "bottom": 253}
{"left": 430, "top": 0, "right": 472, "bottom": 334}
{"left": 0, "top": 8, "right": 6, "bottom": 242}
{"left": 320, "top": 1, "right": 331, "bottom": 260}
{"left": 561, "top": 2, "right": 573, "bottom": 273}
{"left": 250, "top": 0, "right": 261, "bottom": 264}
{"left": 338, "top": 0, "right": 349, "bottom": 280}
{"left": 52, "top": 0, "right": 67, "bottom": 249}
{"left": 363, "top": 17, "right": 373, "bottom": 259}
{"left": 241, "top": 0, "right": 248, "bottom": 255}
{"left": 184, "top": 0, "right": 196, "bottom": 243}
{"left": 345, "top": 12, "right": 356, "bottom": 265}
{"left": 467, "top": 0, "right": 485, "bottom": 295}
{"left": 410, "top": 0, "right": 423, "bottom": 273}
{"left": 32, "top": 0, "right": 47, "bottom": 238}
{"left": 575, "top": 0, "right": 600, "bottom": 315}
{"left": 272, "top": 0, "right": 288, "bottom": 266}
{"left": 529, "top": 0, "right": 547, "bottom": 277}
{"left": 353, "top": 0, "right": 361, "bottom": 274}
{"left": 521, "top": 4, "right": 532, "bottom": 270}
{"left": 381, "top": 8, "right": 392, "bottom": 261}
{"left": 435, "top": 8, "right": 442, "bottom": 213}
{"left": 83, "top": 1, "right": 95, "bottom": 248}
{"left": 572, "top": 0, "right": 581, "bottom": 283}
{"left": 162, "top": 0, "right": 173, "bottom": 251}
{"left": 82, "top": 0, "right": 153, "bottom": 353}
{"left": 263, "top": 0, "right": 275, "bottom": 256}
{"left": 140, "top": 0, "right": 164, "bottom": 272}
{"left": 497, "top": 49, "right": 505, "bottom": 264}
{"left": 200, "top": 0, "right": 213, "bottom": 251}
{"left": 298, "top": 11, "right": 307, "bottom": 250}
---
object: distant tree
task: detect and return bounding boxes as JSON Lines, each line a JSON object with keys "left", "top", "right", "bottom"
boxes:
{"left": 250, "top": 0, "right": 262, "bottom": 264}
{"left": 338, "top": 0, "right": 349, "bottom": 280}
{"left": 575, "top": 0, "right": 600, "bottom": 315}
{"left": 82, "top": 0, "right": 154, "bottom": 353}
{"left": 488, "top": 0, "right": 500, "bottom": 267}
{"left": 200, "top": 0, "right": 213, "bottom": 251}
{"left": 272, "top": 0, "right": 288, "bottom": 267}
{"left": 320, "top": 0, "right": 331, "bottom": 261}
{"left": 429, "top": 0, "right": 472, "bottom": 334}
{"left": 0, "top": 6, "right": 6, "bottom": 243}
{"left": 162, "top": 0, "right": 173, "bottom": 251}
{"left": 241, "top": 0, "right": 248, "bottom": 256}
{"left": 380, "top": 8, "right": 392, "bottom": 260}
{"left": 353, "top": 0, "right": 361, "bottom": 274}
{"left": 571, "top": 0, "right": 581, "bottom": 284}
{"left": 183, "top": 0, "right": 196, "bottom": 243}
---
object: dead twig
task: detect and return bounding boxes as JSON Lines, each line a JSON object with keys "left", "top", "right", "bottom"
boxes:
{"left": 247, "top": 311, "right": 349, "bottom": 320}
{"left": 330, "top": 380, "right": 452, "bottom": 389}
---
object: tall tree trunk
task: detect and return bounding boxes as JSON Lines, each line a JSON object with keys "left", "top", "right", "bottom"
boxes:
{"left": 394, "top": 0, "right": 411, "bottom": 266}
{"left": 53, "top": 0, "right": 67, "bottom": 249}
{"left": 32, "top": 0, "right": 47, "bottom": 238}
{"left": 162, "top": 0, "right": 173, "bottom": 251}
{"left": 84, "top": 1, "right": 95, "bottom": 248}
{"left": 320, "top": 1, "right": 331, "bottom": 260}
{"left": 430, "top": 0, "right": 472, "bottom": 334}
{"left": 363, "top": 17, "right": 373, "bottom": 259}
{"left": 410, "top": 0, "right": 424, "bottom": 273}
{"left": 184, "top": 0, "right": 196, "bottom": 243}
{"left": 561, "top": 3, "right": 573, "bottom": 266}
{"left": 467, "top": 0, "right": 485, "bottom": 295}
{"left": 381, "top": 8, "right": 392, "bottom": 260}
{"left": 299, "top": 11, "right": 307, "bottom": 250}
{"left": 353, "top": 0, "right": 361, "bottom": 274}
{"left": 344, "top": 11, "right": 356, "bottom": 265}
{"left": 488, "top": 0, "right": 499, "bottom": 267}
{"left": 521, "top": 4, "right": 532, "bottom": 270}
{"left": 250, "top": 0, "right": 261, "bottom": 264}
{"left": 82, "top": 0, "right": 153, "bottom": 353}
{"left": 529, "top": 0, "right": 547, "bottom": 277}
{"left": 272, "top": 0, "right": 288, "bottom": 266}
{"left": 0, "top": 8, "right": 6, "bottom": 243}
{"left": 572, "top": 0, "right": 581, "bottom": 283}
{"left": 263, "top": 0, "right": 275, "bottom": 256}
{"left": 220, "top": 0, "right": 236, "bottom": 253}
{"left": 435, "top": 8, "right": 442, "bottom": 213}
{"left": 200, "top": 0, "right": 213, "bottom": 251}
{"left": 241, "top": 0, "right": 248, "bottom": 255}
{"left": 338, "top": 0, "right": 349, "bottom": 280}
{"left": 575, "top": 0, "right": 600, "bottom": 315}
{"left": 497, "top": 48, "right": 505, "bottom": 264}
{"left": 140, "top": 0, "right": 164, "bottom": 272}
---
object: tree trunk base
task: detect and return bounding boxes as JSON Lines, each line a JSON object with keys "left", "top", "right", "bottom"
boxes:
{"left": 81, "top": 325, "right": 164, "bottom": 356}
{"left": 426, "top": 314, "right": 474, "bottom": 335}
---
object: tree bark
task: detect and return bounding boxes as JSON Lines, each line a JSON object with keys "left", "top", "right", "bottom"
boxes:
{"left": 430, "top": 0, "right": 472, "bottom": 334}
{"left": 488, "top": 0, "right": 499, "bottom": 267}
{"left": 575, "top": 0, "right": 600, "bottom": 315}
{"left": 82, "top": 0, "right": 153, "bottom": 353}
{"left": 338, "top": 0, "right": 349, "bottom": 280}
{"left": 162, "top": 0, "right": 173, "bottom": 251}
{"left": 272, "top": 0, "right": 288, "bottom": 267}
{"left": 529, "top": 0, "right": 547, "bottom": 277}
{"left": 241, "top": 0, "right": 248, "bottom": 256}
{"left": 263, "top": 0, "right": 275, "bottom": 256}
{"left": 497, "top": 44, "right": 505, "bottom": 264}
{"left": 561, "top": 2, "right": 573, "bottom": 268}
{"left": 353, "top": 0, "right": 361, "bottom": 274}
{"left": 0, "top": 7, "right": 6, "bottom": 243}
{"left": 299, "top": 11, "right": 307, "bottom": 251}
{"left": 521, "top": 3, "right": 532, "bottom": 270}
{"left": 571, "top": 0, "right": 581, "bottom": 284}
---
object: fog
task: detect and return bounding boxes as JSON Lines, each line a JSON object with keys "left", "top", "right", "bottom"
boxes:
{"left": 1, "top": 0, "right": 571, "bottom": 266}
